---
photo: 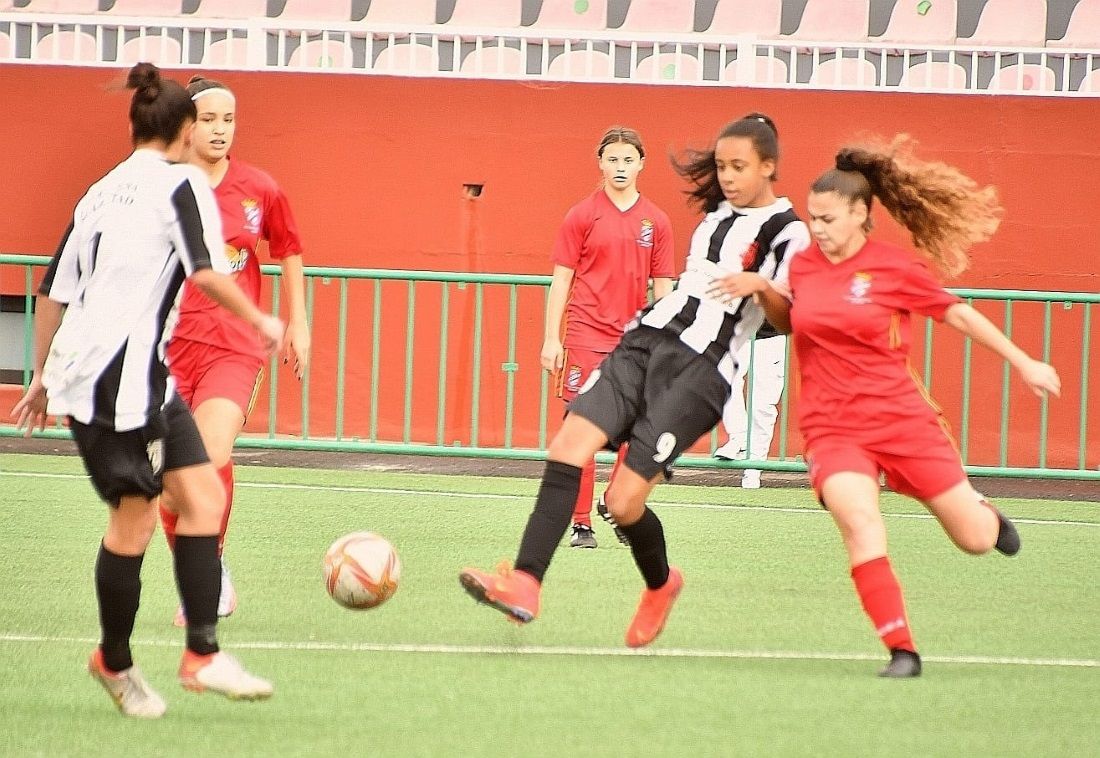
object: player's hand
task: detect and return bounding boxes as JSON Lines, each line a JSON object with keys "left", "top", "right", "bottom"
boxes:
{"left": 1018, "top": 359, "right": 1061, "bottom": 398}
{"left": 706, "top": 272, "right": 767, "bottom": 304}
{"left": 541, "top": 338, "right": 564, "bottom": 373}
{"left": 283, "top": 318, "right": 311, "bottom": 380}
{"left": 10, "top": 377, "right": 48, "bottom": 438}
{"left": 255, "top": 314, "right": 285, "bottom": 356}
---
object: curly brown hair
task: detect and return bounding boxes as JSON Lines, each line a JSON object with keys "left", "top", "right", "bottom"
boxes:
{"left": 811, "top": 135, "right": 1002, "bottom": 278}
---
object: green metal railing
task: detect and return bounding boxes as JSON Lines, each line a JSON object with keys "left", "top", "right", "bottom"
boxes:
{"left": 2, "top": 253, "right": 1097, "bottom": 480}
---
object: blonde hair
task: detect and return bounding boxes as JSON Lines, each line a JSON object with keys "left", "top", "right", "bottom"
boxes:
{"left": 811, "top": 135, "right": 1002, "bottom": 278}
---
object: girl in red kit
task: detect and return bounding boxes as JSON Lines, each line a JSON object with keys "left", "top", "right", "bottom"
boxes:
{"left": 542, "top": 126, "right": 675, "bottom": 548}
{"left": 160, "top": 75, "right": 310, "bottom": 626}
{"left": 782, "top": 137, "right": 1059, "bottom": 677}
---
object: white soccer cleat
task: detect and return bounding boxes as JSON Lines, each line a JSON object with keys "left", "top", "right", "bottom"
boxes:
{"left": 179, "top": 650, "right": 273, "bottom": 700}
{"left": 88, "top": 649, "right": 167, "bottom": 719}
{"left": 741, "top": 469, "right": 762, "bottom": 489}
{"left": 714, "top": 441, "right": 746, "bottom": 461}
{"left": 218, "top": 560, "right": 238, "bottom": 618}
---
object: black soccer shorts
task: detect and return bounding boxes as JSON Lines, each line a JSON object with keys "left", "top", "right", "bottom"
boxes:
{"left": 70, "top": 394, "right": 210, "bottom": 506}
{"left": 567, "top": 326, "right": 730, "bottom": 481}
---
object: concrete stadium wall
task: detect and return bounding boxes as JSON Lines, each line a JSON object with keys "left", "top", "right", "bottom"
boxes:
{"left": 0, "top": 65, "right": 1096, "bottom": 467}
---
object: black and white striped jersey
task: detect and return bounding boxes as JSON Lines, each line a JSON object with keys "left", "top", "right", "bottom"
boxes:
{"left": 637, "top": 197, "right": 809, "bottom": 384}
{"left": 40, "top": 149, "right": 228, "bottom": 431}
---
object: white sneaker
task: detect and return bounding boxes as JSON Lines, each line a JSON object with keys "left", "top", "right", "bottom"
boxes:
{"left": 88, "top": 649, "right": 167, "bottom": 719}
{"left": 741, "top": 469, "right": 762, "bottom": 489}
{"left": 714, "top": 441, "right": 746, "bottom": 460}
{"left": 179, "top": 650, "right": 273, "bottom": 700}
{"left": 218, "top": 560, "right": 238, "bottom": 618}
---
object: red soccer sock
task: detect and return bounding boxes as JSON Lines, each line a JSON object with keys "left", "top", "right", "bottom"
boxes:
{"left": 606, "top": 444, "right": 629, "bottom": 488}
{"left": 850, "top": 556, "right": 916, "bottom": 653}
{"left": 216, "top": 461, "right": 234, "bottom": 557}
{"left": 159, "top": 503, "right": 179, "bottom": 552}
{"left": 571, "top": 459, "right": 596, "bottom": 527}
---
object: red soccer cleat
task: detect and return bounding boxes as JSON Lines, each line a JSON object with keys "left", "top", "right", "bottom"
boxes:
{"left": 625, "top": 566, "right": 684, "bottom": 648}
{"left": 459, "top": 561, "right": 541, "bottom": 623}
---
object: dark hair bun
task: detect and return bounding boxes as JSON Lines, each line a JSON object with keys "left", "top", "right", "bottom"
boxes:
{"left": 126, "top": 62, "right": 162, "bottom": 103}
{"left": 187, "top": 74, "right": 207, "bottom": 86}
{"left": 742, "top": 112, "right": 778, "bottom": 137}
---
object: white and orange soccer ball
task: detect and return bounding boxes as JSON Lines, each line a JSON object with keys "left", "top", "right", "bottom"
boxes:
{"left": 323, "top": 532, "right": 401, "bottom": 610}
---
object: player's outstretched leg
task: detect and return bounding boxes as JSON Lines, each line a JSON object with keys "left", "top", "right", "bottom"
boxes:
{"left": 88, "top": 648, "right": 167, "bottom": 718}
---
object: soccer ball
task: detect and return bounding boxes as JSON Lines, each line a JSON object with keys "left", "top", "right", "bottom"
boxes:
{"left": 323, "top": 532, "right": 401, "bottom": 610}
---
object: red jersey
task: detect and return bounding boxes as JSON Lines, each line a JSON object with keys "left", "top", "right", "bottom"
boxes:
{"left": 172, "top": 158, "right": 302, "bottom": 359}
{"left": 552, "top": 190, "right": 675, "bottom": 352}
{"left": 789, "top": 238, "right": 961, "bottom": 451}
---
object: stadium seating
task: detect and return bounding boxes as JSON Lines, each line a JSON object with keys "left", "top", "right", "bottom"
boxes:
{"left": 702, "top": 0, "right": 782, "bottom": 40}
{"left": 959, "top": 0, "right": 1047, "bottom": 48}
{"left": 277, "top": 0, "right": 353, "bottom": 22}
{"left": 187, "top": 0, "right": 266, "bottom": 19}
{"left": 1054, "top": 0, "right": 1100, "bottom": 49}
{"left": 373, "top": 42, "right": 439, "bottom": 74}
{"left": 33, "top": 30, "right": 98, "bottom": 61}
{"left": 721, "top": 54, "right": 790, "bottom": 85}
{"left": 362, "top": 0, "right": 436, "bottom": 26}
{"left": 897, "top": 60, "right": 968, "bottom": 89}
{"left": 459, "top": 45, "right": 526, "bottom": 75}
{"left": 528, "top": 0, "right": 608, "bottom": 33}
{"left": 875, "top": 0, "right": 957, "bottom": 47}
{"left": 1077, "top": 67, "right": 1100, "bottom": 92}
{"left": 991, "top": 62, "right": 1055, "bottom": 91}
{"left": 616, "top": 0, "right": 694, "bottom": 34}
{"left": 100, "top": 1, "right": 180, "bottom": 15}
{"left": 546, "top": 48, "right": 613, "bottom": 79}
{"left": 288, "top": 38, "right": 354, "bottom": 69}
{"left": 14, "top": 0, "right": 98, "bottom": 11}
{"left": 809, "top": 56, "right": 879, "bottom": 87}
{"left": 633, "top": 51, "right": 702, "bottom": 81}
{"left": 784, "top": 0, "right": 869, "bottom": 42}
{"left": 200, "top": 36, "right": 249, "bottom": 65}
{"left": 447, "top": 0, "right": 522, "bottom": 29}
{"left": 119, "top": 33, "right": 182, "bottom": 64}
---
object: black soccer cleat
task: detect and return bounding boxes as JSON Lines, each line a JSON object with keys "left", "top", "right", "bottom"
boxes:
{"left": 991, "top": 507, "right": 1021, "bottom": 556}
{"left": 596, "top": 495, "right": 631, "bottom": 547}
{"left": 569, "top": 523, "right": 598, "bottom": 549}
{"left": 878, "top": 649, "right": 922, "bottom": 678}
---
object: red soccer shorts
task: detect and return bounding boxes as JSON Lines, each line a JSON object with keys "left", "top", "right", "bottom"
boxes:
{"left": 806, "top": 433, "right": 968, "bottom": 503}
{"left": 167, "top": 337, "right": 265, "bottom": 418}
{"left": 556, "top": 346, "right": 610, "bottom": 402}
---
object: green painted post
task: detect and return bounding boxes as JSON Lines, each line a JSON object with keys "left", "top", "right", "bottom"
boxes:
{"left": 470, "top": 283, "right": 483, "bottom": 447}
{"left": 403, "top": 281, "right": 416, "bottom": 444}
{"left": 301, "top": 276, "right": 314, "bottom": 439}
{"left": 436, "top": 283, "right": 450, "bottom": 446}
{"left": 959, "top": 299, "right": 974, "bottom": 463}
{"left": 268, "top": 275, "right": 281, "bottom": 439}
{"left": 1079, "top": 303, "right": 1091, "bottom": 471}
{"left": 999, "top": 300, "right": 1013, "bottom": 467}
{"left": 335, "top": 278, "right": 348, "bottom": 440}
{"left": 1039, "top": 301, "right": 1052, "bottom": 468}
{"left": 369, "top": 279, "right": 381, "bottom": 442}
{"left": 503, "top": 285, "right": 519, "bottom": 449}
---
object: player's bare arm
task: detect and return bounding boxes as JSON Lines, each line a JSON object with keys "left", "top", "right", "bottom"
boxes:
{"left": 541, "top": 265, "right": 575, "bottom": 372}
{"left": 280, "top": 253, "right": 310, "bottom": 379}
{"left": 944, "top": 302, "right": 1060, "bottom": 398}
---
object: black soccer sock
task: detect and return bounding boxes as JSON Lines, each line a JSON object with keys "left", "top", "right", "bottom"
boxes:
{"left": 174, "top": 535, "right": 221, "bottom": 656}
{"left": 95, "top": 543, "right": 145, "bottom": 672}
{"left": 619, "top": 507, "right": 670, "bottom": 589}
{"left": 514, "top": 460, "right": 583, "bottom": 582}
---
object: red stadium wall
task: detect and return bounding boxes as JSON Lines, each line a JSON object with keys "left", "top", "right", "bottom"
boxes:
{"left": 1, "top": 66, "right": 1097, "bottom": 467}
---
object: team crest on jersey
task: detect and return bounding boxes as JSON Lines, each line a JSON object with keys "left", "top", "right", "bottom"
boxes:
{"left": 846, "top": 272, "right": 873, "bottom": 304}
{"left": 146, "top": 438, "right": 164, "bottom": 475}
{"left": 241, "top": 198, "right": 262, "bottom": 234}
{"left": 565, "top": 363, "right": 584, "bottom": 393}
{"left": 740, "top": 241, "right": 760, "bottom": 271}
{"left": 637, "top": 219, "right": 654, "bottom": 248}
{"left": 224, "top": 242, "right": 249, "bottom": 273}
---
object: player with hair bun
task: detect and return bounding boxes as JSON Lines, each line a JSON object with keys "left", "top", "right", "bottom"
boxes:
{"left": 12, "top": 62, "right": 278, "bottom": 717}
{"left": 718, "top": 135, "right": 1061, "bottom": 677}
{"left": 460, "top": 114, "right": 808, "bottom": 648}
{"left": 158, "top": 74, "right": 310, "bottom": 627}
